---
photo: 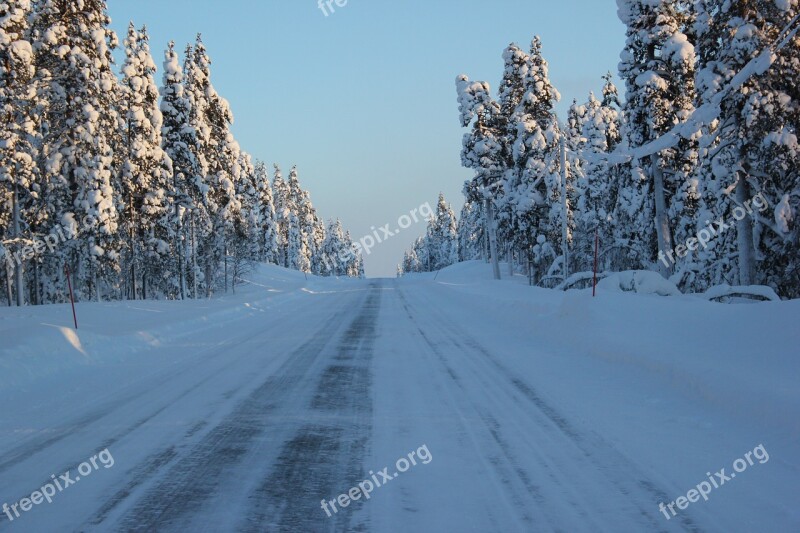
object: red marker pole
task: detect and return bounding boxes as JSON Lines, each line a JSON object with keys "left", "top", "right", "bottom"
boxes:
{"left": 592, "top": 229, "right": 599, "bottom": 298}
{"left": 64, "top": 263, "right": 78, "bottom": 329}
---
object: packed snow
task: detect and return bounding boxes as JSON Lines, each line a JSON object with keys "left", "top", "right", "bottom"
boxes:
{"left": 0, "top": 262, "right": 797, "bottom": 531}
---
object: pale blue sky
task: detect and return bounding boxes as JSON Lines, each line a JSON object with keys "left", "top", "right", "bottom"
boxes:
{"left": 108, "top": 0, "right": 626, "bottom": 277}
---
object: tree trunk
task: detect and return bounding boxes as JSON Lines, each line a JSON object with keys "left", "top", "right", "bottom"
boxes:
{"left": 33, "top": 261, "right": 40, "bottom": 305}
{"left": 191, "top": 213, "right": 198, "bottom": 299}
{"left": 129, "top": 193, "right": 137, "bottom": 300}
{"left": 651, "top": 154, "right": 674, "bottom": 278}
{"left": 485, "top": 198, "right": 501, "bottom": 280}
{"left": 205, "top": 261, "right": 212, "bottom": 299}
{"left": 12, "top": 185, "right": 24, "bottom": 306}
{"left": 178, "top": 216, "right": 186, "bottom": 300}
{"left": 561, "top": 136, "right": 570, "bottom": 280}
{"left": 735, "top": 172, "right": 755, "bottom": 285}
{"left": 4, "top": 258, "right": 13, "bottom": 306}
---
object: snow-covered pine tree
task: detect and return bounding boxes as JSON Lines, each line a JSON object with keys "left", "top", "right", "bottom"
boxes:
{"left": 401, "top": 249, "right": 420, "bottom": 275}
{"left": 577, "top": 74, "right": 624, "bottom": 272}
{"left": 223, "top": 149, "right": 259, "bottom": 290}
{"left": 251, "top": 160, "right": 278, "bottom": 264}
{"left": 309, "top": 215, "right": 326, "bottom": 275}
{"left": 616, "top": 0, "right": 698, "bottom": 279}
{"left": 319, "top": 218, "right": 347, "bottom": 277}
{"left": 160, "top": 40, "right": 201, "bottom": 299}
{"left": 120, "top": 23, "right": 172, "bottom": 299}
{"left": 31, "top": 0, "right": 121, "bottom": 301}
{"left": 343, "top": 230, "right": 362, "bottom": 277}
{"left": 694, "top": 0, "right": 799, "bottom": 297}
{"left": 286, "top": 211, "right": 302, "bottom": 272}
{"left": 457, "top": 198, "right": 485, "bottom": 262}
{"left": 494, "top": 43, "right": 529, "bottom": 251}
{"left": 456, "top": 73, "right": 504, "bottom": 278}
{"left": 414, "top": 235, "right": 432, "bottom": 273}
{"left": 193, "top": 34, "right": 242, "bottom": 294}
{"left": 507, "top": 37, "right": 563, "bottom": 277}
{"left": 429, "top": 193, "right": 458, "bottom": 270}
{"left": 271, "top": 164, "right": 290, "bottom": 268}
{"left": 0, "top": 0, "right": 37, "bottom": 306}
{"left": 286, "top": 166, "right": 313, "bottom": 273}
{"left": 231, "top": 149, "right": 257, "bottom": 265}
{"left": 356, "top": 255, "right": 365, "bottom": 279}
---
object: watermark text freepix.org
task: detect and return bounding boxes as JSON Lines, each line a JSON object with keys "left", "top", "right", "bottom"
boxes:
{"left": 2, "top": 448, "right": 115, "bottom": 522}
{"left": 318, "top": 0, "right": 348, "bottom": 17}
{"left": 320, "top": 202, "right": 433, "bottom": 272}
{"left": 321, "top": 444, "right": 432, "bottom": 517}
{"left": 1, "top": 214, "right": 96, "bottom": 268}
{"left": 659, "top": 192, "right": 769, "bottom": 268}
{"left": 658, "top": 443, "right": 769, "bottom": 520}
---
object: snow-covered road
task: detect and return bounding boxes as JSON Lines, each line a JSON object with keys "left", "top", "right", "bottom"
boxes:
{"left": 0, "top": 263, "right": 797, "bottom": 532}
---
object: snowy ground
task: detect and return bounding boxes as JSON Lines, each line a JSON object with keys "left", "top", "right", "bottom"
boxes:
{"left": 0, "top": 262, "right": 797, "bottom": 532}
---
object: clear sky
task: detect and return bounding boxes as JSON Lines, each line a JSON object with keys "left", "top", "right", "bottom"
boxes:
{"left": 107, "top": 0, "right": 626, "bottom": 278}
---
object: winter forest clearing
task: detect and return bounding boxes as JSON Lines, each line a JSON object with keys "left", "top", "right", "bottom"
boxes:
{"left": 1, "top": 0, "right": 799, "bottom": 532}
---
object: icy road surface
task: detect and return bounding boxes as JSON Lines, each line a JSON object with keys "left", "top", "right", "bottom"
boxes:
{"left": 0, "top": 263, "right": 797, "bottom": 532}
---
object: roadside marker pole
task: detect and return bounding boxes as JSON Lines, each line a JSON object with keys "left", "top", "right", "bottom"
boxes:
{"left": 593, "top": 229, "right": 599, "bottom": 298}
{"left": 64, "top": 263, "right": 78, "bottom": 329}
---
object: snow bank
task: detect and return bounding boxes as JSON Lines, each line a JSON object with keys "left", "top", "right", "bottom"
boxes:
{"left": 0, "top": 263, "right": 334, "bottom": 392}
{"left": 702, "top": 284, "right": 781, "bottom": 302}
{"left": 418, "top": 261, "right": 799, "bottom": 438}
{"left": 597, "top": 270, "right": 682, "bottom": 296}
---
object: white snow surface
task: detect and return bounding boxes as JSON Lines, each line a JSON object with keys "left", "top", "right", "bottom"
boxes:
{"left": 0, "top": 261, "right": 797, "bottom": 531}
{"left": 598, "top": 270, "right": 682, "bottom": 296}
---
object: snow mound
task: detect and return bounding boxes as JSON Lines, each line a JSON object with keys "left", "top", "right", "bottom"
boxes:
{"left": 555, "top": 270, "right": 609, "bottom": 291}
{"left": 702, "top": 284, "right": 781, "bottom": 302}
{"left": 597, "top": 270, "right": 681, "bottom": 296}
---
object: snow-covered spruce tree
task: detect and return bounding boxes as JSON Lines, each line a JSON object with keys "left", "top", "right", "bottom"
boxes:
{"left": 221, "top": 144, "right": 248, "bottom": 292}
{"left": 399, "top": 195, "right": 457, "bottom": 274}
{"left": 31, "top": 0, "right": 121, "bottom": 302}
{"left": 411, "top": 236, "right": 430, "bottom": 272}
{"left": 199, "top": 35, "right": 243, "bottom": 295}
{"left": 160, "top": 40, "right": 200, "bottom": 299}
{"left": 226, "top": 149, "right": 257, "bottom": 289}
{"left": 320, "top": 218, "right": 363, "bottom": 278}
{"left": 179, "top": 40, "right": 208, "bottom": 295}
{"left": 251, "top": 160, "right": 278, "bottom": 264}
{"left": 577, "top": 74, "right": 624, "bottom": 272}
{"left": 694, "top": 0, "right": 799, "bottom": 297}
{"left": 271, "top": 164, "right": 290, "bottom": 268}
{"left": 285, "top": 166, "right": 306, "bottom": 270}
{"left": 408, "top": 244, "right": 424, "bottom": 273}
{"left": 561, "top": 99, "right": 584, "bottom": 272}
{"left": 456, "top": 73, "right": 504, "bottom": 278}
{"left": 319, "top": 218, "right": 345, "bottom": 277}
{"left": 0, "top": 0, "right": 37, "bottom": 306}
{"left": 429, "top": 193, "right": 458, "bottom": 270}
{"left": 286, "top": 166, "right": 317, "bottom": 274}
{"left": 182, "top": 34, "right": 242, "bottom": 296}
{"left": 457, "top": 198, "right": 485, "bottom": 261}
{"left": 342, "top": 230, "right": 363, "bottom": 277}
{"left": 357, "top": 256, "right": 365, "bottom": 278}
{"left": 285, "top": 211, "right": 302, "bottom": 272}
{"left": 506, "top": 37, "right": 564, "bottom": 279}
{"left": 120, "top": 23, "right": 172, "bottom": 300}
{"left": 616, "top": 0, "right": 698, "bottom": 279}
{"left": 494, "top": 43, "right": 529, "bottom": 252}
{"left": 401, "top": 248, "right": 421, "bottom": 275}
{"left": 309, "top": 215, "right": 326, "bottom": 275}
